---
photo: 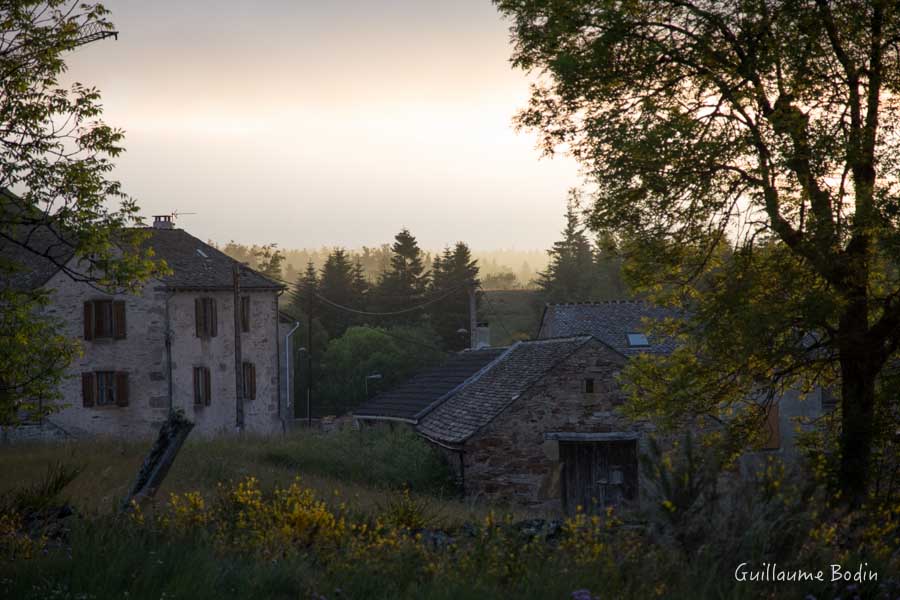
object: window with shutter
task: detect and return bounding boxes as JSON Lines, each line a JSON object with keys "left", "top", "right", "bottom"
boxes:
{"left": 95, "top": 371, "right": 117, "bottom": 406}
{"left": 242, "top": 362, "right": 256, "bottom": 400}
{"left": 84, "top": 299, "right": 123, "bottom": 339}
{"left": 193, "top": 367, "right": 212, "bottom": 406}
{"left": 195, "top": 298, "right": 218, "bottom": 338}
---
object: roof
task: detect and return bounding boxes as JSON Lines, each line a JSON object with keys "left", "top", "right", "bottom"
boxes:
{"left": 537, "top": 301, "right": 680, "bottom": 355}
{"left": 416, "top": 336, "right": 598, "bottom": 445}
{"left": 353, "top": 347, "right": 507, "bottom": 422}
{"left": 1, "top": 219, "right": 282, "bottom": 293}
{"left": 140, "top": 228, "right": 283, "bottom": 291}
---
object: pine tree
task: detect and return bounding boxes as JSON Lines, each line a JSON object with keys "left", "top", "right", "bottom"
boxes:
{"left": 374, "top": 228, "right": 430, "bottom": 320}
{"left": 536, "top": 193, "right": 596, "bottom": 303}
{"left": 431, "top": 242, "right": 480, "bottom": 351}
{"left": 289, "top": 261, "right": 319, "bottom": 319}
{"left": 351, "top": 259, "right": 369, "bottom": 309}
{"left": 318, "top": 249, "right": 356, "bottom": 337}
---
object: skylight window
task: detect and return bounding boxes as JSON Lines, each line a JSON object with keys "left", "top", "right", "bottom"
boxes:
{"left": 196, "top": 249, "right": 208, "bottom": 258}
{"left": 626, "top": 333, "right": 649, "bottom": 347}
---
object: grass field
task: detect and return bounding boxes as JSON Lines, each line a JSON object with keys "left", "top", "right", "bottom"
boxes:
{"left": 0, "top": 426, "right": 531, "bottom": 524}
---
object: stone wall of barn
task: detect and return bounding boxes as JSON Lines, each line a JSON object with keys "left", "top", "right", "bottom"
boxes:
{"left": 459, "top": 340, "right": 652, "bottom": 512}
{"left": 30, "top": 260, "right": 282, "bottom": 440}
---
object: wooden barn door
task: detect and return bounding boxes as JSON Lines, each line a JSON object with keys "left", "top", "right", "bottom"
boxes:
{"left": 560, "top": 440, "right": 638, "bottom": 514}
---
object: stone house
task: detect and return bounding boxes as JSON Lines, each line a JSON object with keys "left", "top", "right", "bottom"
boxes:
{"left": 5, "top": 214, "right": 292, "bottom": 439}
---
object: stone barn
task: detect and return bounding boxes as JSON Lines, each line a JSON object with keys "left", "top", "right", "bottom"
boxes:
{"left": 355, "top": 335, "right": 651, "bottom": 513}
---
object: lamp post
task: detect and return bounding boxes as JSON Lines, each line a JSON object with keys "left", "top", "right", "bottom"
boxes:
{"left": 365, "top": 373, "right": 383, "bottom": 398}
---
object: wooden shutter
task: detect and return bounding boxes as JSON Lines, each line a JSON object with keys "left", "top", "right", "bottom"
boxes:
{"left": 193, "top": 368, "right": 201, "bottom": 405}
{"left": 241, "top": 296, "right": 250, "bottom": 332}
{"left": 195, "top": 298, "right": 203, "bottom": 337}
{"left": 115, "top": 372, "right": 129, "bottom": 407}
{"left": 203, "top": 368, "right": 211, "bottom": 406}
{"left": 243, "top": 362, "right": 256, "bottom": 400}
{"left": 81, "top": 372, "right": 95, "bottom": 407}
{"left": 83, "top": 302, "right": 94, "bottom": 340}
{"left": 209, "top": 299, "right": 218, "bottom": 337}
{"left": 763, "top": 404, "right": 780, "bottom": 449}
{"left": 113, "top": 301, "right": 127, "bottom": 339}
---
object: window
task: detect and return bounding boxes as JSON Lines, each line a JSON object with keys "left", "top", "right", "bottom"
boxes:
{"left": 242, "top": 362, "right": 256, "bottom": 400}
{"left": 583, "top": 378, "right": 595, "bottom": 394}
{"left": 193, "top": 367, "right": 211, "bottom": 406}
{"left": 194, "top": 298, "right": 218, "bottom": 338}
{"left": 83, "top": 300, "right": 126, "bottom": 340}
{"left": 81, "top": 371, "right": 129, "bottom": 407}
{"left": 626, "top": 333, "right": 649, "bottom": 347}
{"left": 240, "top": 296, "right": 250, "bottom": 332}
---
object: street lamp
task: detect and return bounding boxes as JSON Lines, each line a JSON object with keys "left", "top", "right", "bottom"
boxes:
{"left": 365, "top": 373, "right": 383, "bottom": 398}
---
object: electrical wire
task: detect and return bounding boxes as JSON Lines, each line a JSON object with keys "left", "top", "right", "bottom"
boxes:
{"left": 313, "top": 281, "right": 469, "bottom": 317}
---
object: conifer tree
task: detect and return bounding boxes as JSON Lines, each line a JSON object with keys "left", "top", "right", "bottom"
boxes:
{"left": 536, "top": 193, "right": 597, "bottom": 303}
{"left": 431, "top": 242, "right": 480, "bottom": 350}
{"left": 374, "top": 229, "right": 430, "bottom": 320}
{"left": 318, "top": 249, "right": 356, "bottom": 337}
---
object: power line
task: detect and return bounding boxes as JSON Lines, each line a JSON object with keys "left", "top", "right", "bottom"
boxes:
{"left": 313, "top": 282, "right": 469, "bottom": 317}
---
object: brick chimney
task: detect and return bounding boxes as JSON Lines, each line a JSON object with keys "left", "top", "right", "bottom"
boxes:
{"left": 152, "top": 214, "right": 174, "bottom": 229}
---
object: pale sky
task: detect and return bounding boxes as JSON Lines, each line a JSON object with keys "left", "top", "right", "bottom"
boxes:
{"left": 63, "top": 0, "right": 581, "bottom": 250}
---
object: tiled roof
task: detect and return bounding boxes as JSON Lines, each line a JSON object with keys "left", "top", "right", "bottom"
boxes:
{"left": 353, "top": 348, "right": 507, "bottom": 422}
{"left": 141, "top": 228, "right": 283, "bottom": 291}
{"left": 1, "top": 218, "right": 282, "bottom": 292}
{"left": 416, "top": 336, "right": 594, "bottom": 445}
{"left": 538, "top": 301, "right": 680, "bottom": 355}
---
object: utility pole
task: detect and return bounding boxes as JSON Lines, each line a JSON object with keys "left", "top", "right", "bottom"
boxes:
{"left": 306, "top": 284, "right": 313, "bottom": 427}
{"left": 468, "top": 282, "right": 477, "bottom": 350}
{"left": 233, "top": 264, "right": 244, "bottom": 431}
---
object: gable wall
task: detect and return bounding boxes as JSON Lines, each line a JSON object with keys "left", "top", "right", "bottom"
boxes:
{"left": 460, "top": 340, "right": 652, "bottom": 511}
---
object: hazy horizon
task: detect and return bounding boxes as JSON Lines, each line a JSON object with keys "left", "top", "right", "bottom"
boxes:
{"left": 61, "top": 1, "right": 581, "bottom": 251}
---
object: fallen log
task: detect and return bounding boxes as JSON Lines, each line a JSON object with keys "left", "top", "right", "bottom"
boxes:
{"left": 121, "top": 409, "right": 193, "bottom": 511}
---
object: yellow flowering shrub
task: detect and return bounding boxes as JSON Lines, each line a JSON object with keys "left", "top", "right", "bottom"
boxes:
{"left": 0, "top": 510, "right": 46, "bottom": 560}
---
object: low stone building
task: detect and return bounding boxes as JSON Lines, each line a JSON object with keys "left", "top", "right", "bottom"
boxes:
{"left": 5, "top": 214, "right": 292, "bottom": 439}
{"left": 354, "top": 336, "right": 648, "bottom": 513}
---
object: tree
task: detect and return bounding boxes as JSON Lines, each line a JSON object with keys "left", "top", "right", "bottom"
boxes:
{"left": 536, "top": 192, "right": 608, "bottom": 303}
{"left": 318, "top": 248, "right": 356, "bottom": 337}
{"left": 316, "top": 325, "right": 444, "bottom": 415}
{"left": 374, "top": 228, "right": 430, "bottom": 320}
{"left": 496, "top": 0, "right": 900, "bottom": 503}
{"left": 1, "top": 2, "right": 161, "bottom": 422}
{"left": 252, "top": 243, "right": 285, "bottom": 282}
{"left": 431, "top": 242, "right": 480, "bottom": 351}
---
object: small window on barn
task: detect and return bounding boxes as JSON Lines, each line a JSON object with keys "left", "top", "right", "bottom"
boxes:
{"left": 193, "top": 366, "right": 211, "bottom": 406}
{"left": 194, "top": 298, "right": 218, "bottom": 338}
{"left": 583, "top": 378, "right": 595, "bottom": 394}
{"left": 83, "top": 300, "right": 126, "bottom": 340}
{"left": 242, "top": 362, "right": 256, "bottom": 400}
{"left": 240, "top": 296, "right": 251, "bottom": 332}
{"left": 821, "top": 387, "right": 838, "bottom": 412}
{"left": 626, "top": 333, "right": 649, "bottom": 347}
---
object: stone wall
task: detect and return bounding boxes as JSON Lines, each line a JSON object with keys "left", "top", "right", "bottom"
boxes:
{"left": 459, "top": 340, "right": 652, "bottom": 512}
{"left": 31, "top": 260, "right": 282, "bottom": 440}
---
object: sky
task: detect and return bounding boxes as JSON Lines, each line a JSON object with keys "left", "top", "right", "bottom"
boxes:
{"left": 63, "top": 0, "right": 581, "bottom": 250}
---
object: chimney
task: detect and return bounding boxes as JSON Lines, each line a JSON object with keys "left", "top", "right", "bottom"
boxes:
{"left": 152, "top": 214, "right": 174, "bottom": 229}
{"left": 474, "top": 322, "right": 490, "bottom": 349}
